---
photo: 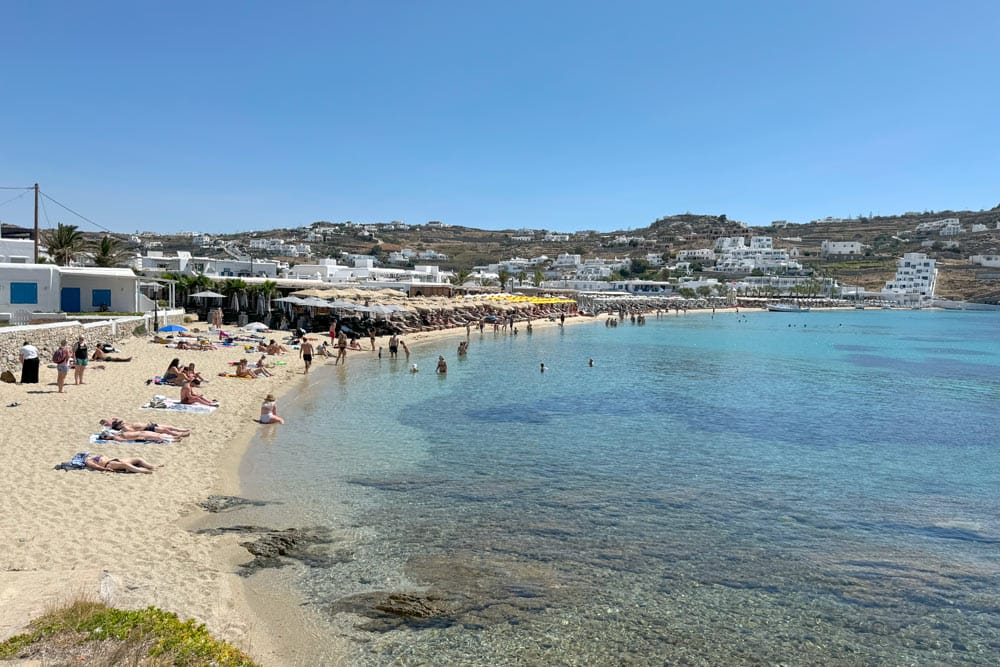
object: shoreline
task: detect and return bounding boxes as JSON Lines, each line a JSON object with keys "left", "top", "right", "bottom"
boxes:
{"left": 0, "top": 305, "right": 888, "bottom": 664}
{"left": 0, "top": 321, "right": 304, "bottom": 662}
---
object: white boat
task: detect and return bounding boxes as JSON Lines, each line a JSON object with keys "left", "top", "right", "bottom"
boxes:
{"left": 767, "top": 303, "right": 810, "bottom": 313}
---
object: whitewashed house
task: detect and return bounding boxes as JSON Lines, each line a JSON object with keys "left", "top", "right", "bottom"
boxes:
{"left": 0, "top": 263, "right": 141, "bottom": 314}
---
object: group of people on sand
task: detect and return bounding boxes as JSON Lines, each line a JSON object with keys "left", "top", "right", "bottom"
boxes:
{"left": 161, "top": 358, "right": 207, "bottom": 386}
{"left": 17, "top": 336, "right": 133, "bottom": 393}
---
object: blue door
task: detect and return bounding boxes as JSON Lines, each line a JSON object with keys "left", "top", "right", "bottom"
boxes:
{"left": 60, "top": 287, "right": 81, "bottom": 312}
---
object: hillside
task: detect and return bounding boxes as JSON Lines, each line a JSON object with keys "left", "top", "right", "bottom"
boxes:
{"left": 111, "top": 206, "right": 1000, "bottom": 303}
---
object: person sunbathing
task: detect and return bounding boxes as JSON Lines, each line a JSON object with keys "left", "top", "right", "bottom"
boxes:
{"left": 99, "top": 418, "right": 190, "bottom": 438}
{"left": 91, "top": 347, "right": 132, "bottom": 362}
{"left": 266, "top": 339, "right": 287, "bottom": 355}
{"left": 348, "top": 339, "right": 363, "bottom": 350}
{"left": 180, "top": 380, "right": 219, "bottom": 407}
{"left": 85, "top": 454, "right": 158, "bottom": 474}
{"left": 97, "top": 427, "right": 172, "bottom": 443}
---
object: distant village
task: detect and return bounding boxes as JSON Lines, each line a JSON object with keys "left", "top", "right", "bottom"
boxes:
{"left": 2, "top": 211, "right": 1000, "bottom": 324}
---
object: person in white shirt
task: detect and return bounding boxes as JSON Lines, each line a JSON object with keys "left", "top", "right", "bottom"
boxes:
{"left": 19, "top": 341, "right": 39, "bottom": 384}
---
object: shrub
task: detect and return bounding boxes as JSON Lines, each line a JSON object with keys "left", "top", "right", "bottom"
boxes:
{"left": 0, "top": 599, "right": 260, "bottom": 666}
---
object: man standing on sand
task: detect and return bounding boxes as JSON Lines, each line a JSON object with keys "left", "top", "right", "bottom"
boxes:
{"left": 300, "top": 337, "right": 315, "bottom": 374}
{"left": 19, "top": 340, "right": 39, "bottom": 384}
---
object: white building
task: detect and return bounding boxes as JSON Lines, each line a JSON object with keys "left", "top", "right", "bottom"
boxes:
{"left": 714, "top": 236, "right": 746, "bottom": 251}
{"left": 749, "top": 236, "right": 773, "bottom": 250}
{"left": 138, "top": 251, "right": 280, "bottom": 278}
{"left": 676, "top": 249, "right": 716, "bottom": 262}
{"left": 0, "top": 238, "right": 43, "bottom": 263}
{"left": 543, "top": 232, "right": 570, "bottom": 242}
{"left": 969, "top": 254, "right": 1000, "bottom": 268}
{"left": 940, "top": 221, "right": 963, "bottom": 236}
{"left": 821, "top": 240, "right": 864, "bottom": 257}
{"left": 551, "top": 253, "right": 582, "bottom": 270}
{"left": 970, "top": 224, "right": 988, "bottom": 233}
{"left": 883, "top": 253, "right": 937, "bottom": 302}
{"left": 1, "top": 263, "right": 141, "bottom": 314}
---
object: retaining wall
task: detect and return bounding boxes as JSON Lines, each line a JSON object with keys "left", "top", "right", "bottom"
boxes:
{"left": 0, "top": 310, "right": 187, "bottom": 376}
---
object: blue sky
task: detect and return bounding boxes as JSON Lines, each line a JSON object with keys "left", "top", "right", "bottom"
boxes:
{"left": 2, "top": 1, "right": 998, "bottom": 235}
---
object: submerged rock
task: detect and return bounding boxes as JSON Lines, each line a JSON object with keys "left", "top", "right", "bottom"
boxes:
{"left": 197, "top": 495, "right": 270, "bottom": 513}
{"left": 195, "top": 525, "right": 345, "bottom": 575}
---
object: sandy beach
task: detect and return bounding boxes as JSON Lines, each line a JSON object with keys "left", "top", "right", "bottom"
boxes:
{"left": 0, "top": 313, "right": 591, "bottom": 664}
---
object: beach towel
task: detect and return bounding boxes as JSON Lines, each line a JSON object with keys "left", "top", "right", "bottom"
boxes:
{"left": 89, "top": 434, "right": 173, "bottom": 445}
{"left": 142, "top": 397, "right": 216, "bottom": 413}
{"left": 54, "top": 452, "right": 90, "bottom": 471}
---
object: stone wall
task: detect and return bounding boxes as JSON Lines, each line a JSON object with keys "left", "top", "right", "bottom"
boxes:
{"left": 0, "top": 310, "right": 187, "bottom": 377}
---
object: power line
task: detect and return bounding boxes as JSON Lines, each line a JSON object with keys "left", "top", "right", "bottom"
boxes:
{"left": 0, "top": 186, "right": 35, "bottom": 190}
{"left": 0, "top": 190, "right": 29, "bottom": 209}
{"left": 39, "top": 191, "right": 116, "bottom": 235}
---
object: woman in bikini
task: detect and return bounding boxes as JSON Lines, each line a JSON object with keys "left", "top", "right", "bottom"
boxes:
{"left": 98, "top": 427, "right": 172, "bottom": 443}
{"left": 259, "top": 393, "right": 285, "bottom": 424}
{"left": 85, "top": 454, "right": 158, "bottom": 474}
{"left": 99, "top": 418, "right": 190, "bottom": 438}
{"left": 91, "top": 346, "right": 132, "bottom": 362}
{"left": 162, "top": 358, "right": 184, "bottom": 385}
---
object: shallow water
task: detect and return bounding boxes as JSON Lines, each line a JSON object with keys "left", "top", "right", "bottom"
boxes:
{"left": 240, "top": 310, "right": 1000, "bottom": 665}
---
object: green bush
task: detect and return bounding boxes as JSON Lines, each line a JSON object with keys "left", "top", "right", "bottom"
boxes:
{"left": 0, "top": 600, "right": 260, "bottom": 666}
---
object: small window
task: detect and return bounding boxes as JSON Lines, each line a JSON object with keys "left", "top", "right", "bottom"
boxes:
{"left": 10, "top": 282, "right": 38, "bottom": 304}
{"left": 92, "top": 289, "right": 112, "bottom": 308}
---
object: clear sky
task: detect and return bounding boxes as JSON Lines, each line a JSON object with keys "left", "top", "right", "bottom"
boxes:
{"left": 2, "top": 1, "right": 998, "bottom": 235}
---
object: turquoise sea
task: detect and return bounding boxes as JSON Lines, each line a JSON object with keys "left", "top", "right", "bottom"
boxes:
{"left": 239, "top": 310, "right": 1000, "bottom": 665}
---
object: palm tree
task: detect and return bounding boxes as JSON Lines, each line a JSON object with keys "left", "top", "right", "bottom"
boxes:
{"left": 533, "top": 269, "right": 544, "bottom": 287}
{"left": 450, "top": 270, "right": 471, "bottom": 287}
{"left": 497, "top": 269, "right": 511, "bottom": 293}
{"left": 91, "top": 235, "right": 128, "bottom": 267}
{"left": 43, "top": 223, "right": 86, "bottom": 266}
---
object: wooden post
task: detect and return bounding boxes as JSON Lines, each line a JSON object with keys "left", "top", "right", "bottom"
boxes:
{"left": 33, "top": 183, "right": 39, "bottom": 263}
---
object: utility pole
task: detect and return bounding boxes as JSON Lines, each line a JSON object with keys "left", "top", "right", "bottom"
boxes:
{"left": 33, "top": 183, "right": 39, "bottom": 263}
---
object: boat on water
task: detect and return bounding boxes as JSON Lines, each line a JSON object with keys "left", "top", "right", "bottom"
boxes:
{"left": 767, "top": 303, "right": 810, "bottom": 313}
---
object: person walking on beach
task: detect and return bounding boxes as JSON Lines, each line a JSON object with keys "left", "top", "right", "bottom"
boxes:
{"left": 53, "top": 339, "right": 71, "bottom": 392}
{"left": 73, "top": 336, "right": 89, "bottom": 385}
{"left": 300, "top": 338, "right": 314, "bottom": 374}
{"left": 368, "top": 326, "right": 377, "bottom": 351}
{"left": 260, "top": 393, "right": 285, "bottom": 424}
{"left": 19, "top": 340, "right": 39, "bottom": 384}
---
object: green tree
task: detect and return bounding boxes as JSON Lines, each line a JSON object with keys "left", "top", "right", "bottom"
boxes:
{"left": 91, "top": 235, "right": 128, "bottom": 267}
{"left": 43, "top": 223, "right": 86, "bottom": 266}
{"left": 498, "top": 269, "right": 511, "bottom": 292}
{"left": 450, "top": 270, "right": 471, "bottom": 286}
{"left": 533, "top": 269, "right": 544, "bottom": 286}
{"left": 696, "top": 285, "right": 713, "bottom": 298}
{"left": 517, "top": 271, "right": 527, "bottom": 287}
{"left": 678, "top": 287, "right": 696, "bottom": 299}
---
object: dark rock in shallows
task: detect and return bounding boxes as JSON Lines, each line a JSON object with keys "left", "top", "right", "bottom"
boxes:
{"left": 198, "top": 495, "right": 269, "bottom": 513}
